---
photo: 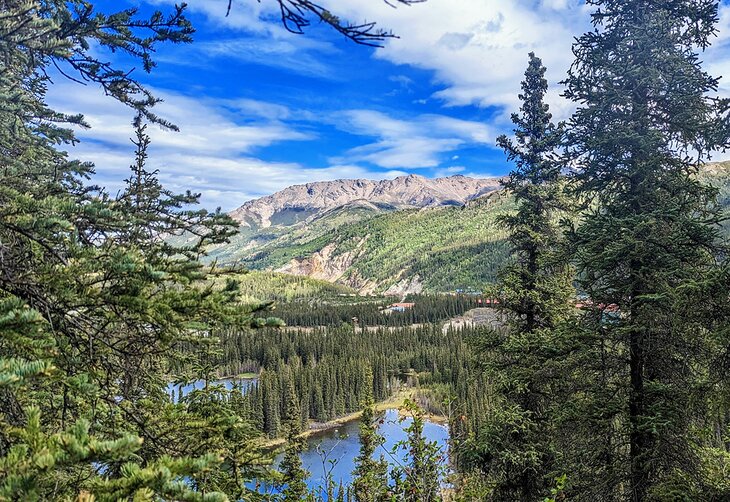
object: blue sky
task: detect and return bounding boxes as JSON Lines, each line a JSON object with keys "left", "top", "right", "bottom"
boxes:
{"left": 49, "top": 0, "right": 730, "bottom": 211}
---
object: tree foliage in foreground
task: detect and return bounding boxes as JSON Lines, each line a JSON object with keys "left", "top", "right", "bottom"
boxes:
{"left": 352, "top": 368, "right": 388, "bottom": 502}
{"left": 558, "top": 0, "right": 730, "bottom": 499}
{"left": 256, "top": 0, "right": 425, "bottom": 47}
{"left": 461, "top": 3, "right": 730, "bottom": 500}
{"left": 467, "top": 52, "right": 575, "bottom": 501}
{"left": 389, "top": 400, "right": 444, "bottom": 502}
{"left": 1, "top": 1, "right": 271, "bottom": 499}
{"left": 280, "top": 380, "right": 309, "bottom": 501}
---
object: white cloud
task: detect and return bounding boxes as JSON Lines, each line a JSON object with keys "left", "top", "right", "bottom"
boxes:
{"left": 148, "top": 0, "right": 278, "bottom": 34}
{"left": 343, "top": 137, "right": 461, "bottom": 169}
{"left": 330, "top": 109, "right": 495, "bottom": 168}
{"left": 309, "top": 0, "right": 592, "bottom": 118}
{"left": 184, "top": 36, "right": 341, "bottom": 79}
{"left": 151, "top": 0, "right": 345, "bottom": 78}
{"left": 225, "top": 98, "right": 292, "bottom": 120}
{"left": 45, "top": 81, "right": 451, "bottom": 210}
{"left": 388, "top": 74, "right": 415, "bottom": 92}
{"left": 151, "top": 0, "right": 589, "bottom": 117}
{"left": 434, "top": 165, "right": 466, "bottom": 178}
{"left": 61, "top": 138, "right": 391, "bottom": 211}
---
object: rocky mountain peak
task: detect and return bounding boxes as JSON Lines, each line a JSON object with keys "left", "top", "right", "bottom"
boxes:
{"left": 229, "top": 174, "right": 502, "bottom": 228}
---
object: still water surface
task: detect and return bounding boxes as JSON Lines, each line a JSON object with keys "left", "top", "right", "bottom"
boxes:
{"left": 167, "top": 377, "right": 257, "bottom": 402}
{"left": 168, "top": 380, "right": 450, "bottom": 496}
{"left": 269, "top": 409, "right": 450, "bottom": 496}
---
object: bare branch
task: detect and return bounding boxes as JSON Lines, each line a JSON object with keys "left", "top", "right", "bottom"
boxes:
{"left": 227, "top": 0, "right": 426, "bottom": 47}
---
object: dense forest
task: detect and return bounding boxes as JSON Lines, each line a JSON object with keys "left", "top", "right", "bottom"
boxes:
{"left": 272, "top": 294, "right": 486, "bottom": 327}
{"left": 3, "top": 0, "right": 730, "bottom": 501}
{"left": 215, "top": 325, "right": 475, "bottom": 437}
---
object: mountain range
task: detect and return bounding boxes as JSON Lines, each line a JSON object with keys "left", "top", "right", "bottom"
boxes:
{"left": 206, "top": 165, "right": 730, "bottom": 295}
{"left": 229, "top": 174, "right": 501, "bottom": 228}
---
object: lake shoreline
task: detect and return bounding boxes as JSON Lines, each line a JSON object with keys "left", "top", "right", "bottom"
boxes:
{"left": 258, "top": 389, "right": 449, "bottom": 451}
{"left": 257, "top": 408, "right": 452, "bottom": 496}
{"left": 216, "top": 372, "right": 259, "bottom": 380}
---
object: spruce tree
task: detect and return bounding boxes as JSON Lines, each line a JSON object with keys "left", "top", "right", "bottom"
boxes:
{"left": 280, "top": 380, "right": 308, "bottom": 501}
{"left": 352, "top": 367, "right": 388, "bottom": 502}
{"left": 470, "top": 53, "right": 574, "bottom": 500}
{"left": 390, "top": 400, "right": 442, "bottom": 502}
{"left": 0, "top": 2, "right": 246, "bottom": 498}
{"left": 0, "top": 4, "right": 274, "bottom": 498}
{"left": 563, "top": 1, "right": 729, "bottom": 499}
{"left": 496, "top": 52, "right": 573, "bottom": 334}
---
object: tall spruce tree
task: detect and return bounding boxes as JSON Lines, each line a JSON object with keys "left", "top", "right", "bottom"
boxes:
{"left": 496, "top": 52, "right": 573, "bottom": 335}
{"left": 468, "top": 53, "right": 574, "bottom": 500}
{"left": 280, "top": 380, "right": 308, "bottom": 501}
{"left": 0, "top": 2, "right": 250, "bottom": 498}
{"left": 352, "top": 367, "right": 388, "bottom": 502}
{"left": 563, "top": 1, "right": 730, "bottom": 499}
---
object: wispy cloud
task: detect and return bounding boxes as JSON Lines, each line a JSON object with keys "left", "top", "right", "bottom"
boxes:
{"left": 52, "top": 84, "right": 311, "bottom": 155}
{"left": 176, "top": 36, "right": 341, "bottom": 79}
{"left": 434, "top": 165, "right": 466, "bottom": 178}
{"left": 152, "top": 0, "right": 342, "bottom": 78}
{"left": 329, "top": 110, "right": 495, "bottom": 168}
{"left": 46, "top": 81, "right": 320, "bottom": 209}
{"left": 151, "top": 0, "right": 592, "bottom": 121}
{"left": 46, "top": 81, "right": 466, "bottom": 210}
{"left": 47, "top": 76, "right": 500, "bottom": 209}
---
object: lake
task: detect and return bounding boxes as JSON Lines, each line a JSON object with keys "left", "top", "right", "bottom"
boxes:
{"left": 167, "top": 377, "right": 257, "bottom": 403}
{"left": 260, "top": 409, "right": 450, "bottom": 498}
{"left": 168, "top": 381, "right": 451, "bottom": 497}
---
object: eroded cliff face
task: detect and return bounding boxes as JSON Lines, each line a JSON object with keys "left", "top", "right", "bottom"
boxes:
{"left": 229, "top": 174, "right": 501, "bottom": 228}
{"left": 275, "top": 239, "right": 426, "bottom": 295}
{"left": 276, "top": 243, "right": 356, "bottom": 283}
{"left": 383, "top": 276, "right": 424, "bottom": 297}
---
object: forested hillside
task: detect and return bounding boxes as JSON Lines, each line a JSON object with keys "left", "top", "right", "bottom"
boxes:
{"left": 230, "top": 271, "right": 356, "bottom": 304}
{"left": 208, "top": 166, "right": 730, "bottom": 294}
{"left": 209, "top": 192, "right": 514, "bottom": 293}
